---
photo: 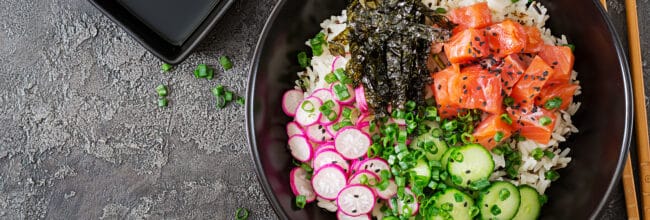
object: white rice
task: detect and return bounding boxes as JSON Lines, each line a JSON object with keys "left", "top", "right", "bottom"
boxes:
{"left": 299, "top": 0, "right": 581, "bottom": 212}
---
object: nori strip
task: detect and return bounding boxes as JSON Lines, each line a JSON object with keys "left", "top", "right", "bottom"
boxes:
{"left": 345, "top": 0, "right": 453, "bottom": 116}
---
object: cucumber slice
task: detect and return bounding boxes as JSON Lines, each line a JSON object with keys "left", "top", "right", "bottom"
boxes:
{"left": 512, "top": 185, "right": 542, "bottom": 220}
{"left": 410, "top": 134, "right": 448, "bottom": 161}
{"left": 478, "top": 181, "right": 521, "bottom": 220}
{"left": 440, "top": 147, "right": 457, "bottom": 170}
{"left": 433, "top": 188, "right": 476, "bottom": 220}
{"left": 410, "top": 158, "right": 431, "bottom": 183}
{"left": 447, "top": 144, "right": 494, "bottom": 188}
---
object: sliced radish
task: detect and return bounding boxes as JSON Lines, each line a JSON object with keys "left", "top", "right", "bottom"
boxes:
{"left": 337, "top": 211, "right": 370, "bottom": 220}
{"left": 312, "top": 149, "right": 349, "bottom": 172}
{"left": 348, "top": 170, "right": 379, "bottom": 185}
{"left": 290, "top": 167, "right": 316, "bottom": 202}
{"left": 315, "top": 143, "right": 336, "bottom": 155}
{"left": 389, "top": 188, "right": 419, "bottom": 216}
{"left": 358, "top": 158, "right": 390, "bottom": 176}
{"left": 330, "top": 82, "right": 356, "bottom": 105}
{"left": 337, "top": 184, "right": 376, "bottom": 216}
{"left": 288, "top": 135, "right": 313, "bottom": 162}
{"left": 312, "top": 165, "right": 348, "bottom": 200}
{"left": 346, "top": 107, "right": 362, "bottom": 125}
{"left": 354, "top": 86, "right": 368, "bottom": 112}
{"left": 306, "top": 124, "right": 334, "bottom": 143}
{"left": 286, "top": 122, "right": 304, "bottom": 137}
{"left": 358, "top": 124, "right": 371, "bottom": 135}
{"left": 335, "top": 128, "right": 371, "bottom": 160}
{"left": 326, "top": 123, "right": 338, "bottom": 136}
{"left": 317, "top": 197, "right": 338, "bottom": 212}
{"left": 371, "top": 200, "right": 385, "bottom": 220}
{"left": 283, "top": 89, "right": 304, "bottom": 117}
{"left": 295, "top": 97, "right": 322, "bottom": 126}
{"left": 319, "top": 100, "right": 342, "bottom": 126}
{"left": 357, "top": 114, "right": 374, "bottom": 124}
{"left": 311, "top": 88, "right": 334, "bottom": 101}
{"left": 331, "top": 56, "right": 348, "bottom": 72}
{"left": 375, "top": 180, "right": 397, "bottom": 199}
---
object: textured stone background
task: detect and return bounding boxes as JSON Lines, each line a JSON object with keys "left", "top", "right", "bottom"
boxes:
{"left": 0, "top": 0, "right": 647, "bottom": 219}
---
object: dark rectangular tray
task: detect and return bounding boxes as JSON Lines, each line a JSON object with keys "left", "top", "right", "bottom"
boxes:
{"left": 88, "top": 0, "right": 235, "bottom": 65}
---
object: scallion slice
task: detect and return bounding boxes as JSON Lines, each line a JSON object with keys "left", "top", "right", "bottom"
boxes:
{"left": 219, "top": 56, "right": 233, "bottom": 70}
{"left": 539, "top": 116, "right": 552, "bottom": 126}
{"left": 161, "top": 63, "right": 173, "bottom": 72}
{"left": 235, "top": 208, "right": 249, "bottom": 220}
{"left": 297, "top": 52, "right": 310, "bottom": 68}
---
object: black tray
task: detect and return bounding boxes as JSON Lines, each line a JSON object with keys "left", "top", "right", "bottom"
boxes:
{"left": 88, "top": 0, "right": 235, "bottom": 64}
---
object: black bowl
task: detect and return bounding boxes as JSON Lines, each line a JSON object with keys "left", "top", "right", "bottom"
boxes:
{"left": 246, "top": 0, "right": 633, "bottom": 219}
{"left": 88, "top": 0, "right": 234, "bottom": 64}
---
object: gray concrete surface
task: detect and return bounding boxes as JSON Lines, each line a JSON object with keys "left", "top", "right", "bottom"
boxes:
{"left": 0, "top": 0, "right": 647, "bottom": 219}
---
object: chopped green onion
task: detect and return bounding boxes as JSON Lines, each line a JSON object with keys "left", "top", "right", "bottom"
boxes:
{"left": 435, "top": 7, "right": 447, "bottom": 14}
{"left": 468, "top": 178, "right": 490, "bottom": 191}
{"left": 425, "top": 106, "right": 438, "bottom": 121}
{"left": 504, "top": 97, "right": 515, "bottom": 107}
{"left": 545, "top": 170, "right": 560, "bottom": 181}
{"left": 297, "top": 52, "right": 310, "bottom": 68}
{"left": 442, "top": 120, "right": 458, "bottom": 131}
{"left": 499, "top": 189, "right": 511, "bottom": 201}
{"left": 332, "top": 120, "right": 353, "bottom": 131}
{"left": 531, "top": 148, "right": 544, "bottom": 160}
{"left": 500, "top": 114, "right": 513, "bottom": 125}
{"left": 516, "top": 135, "right": 527, "bottom": 141}
{"left": 310, "top": 32, "right": 327, "bottom": 56}
{"left": 405, "top": 101, "right": 416, "bottom": 111}
{"left": 235, "top": 208, "right": 249, "bottom": 220}
{"left": 224, "top": 91, "right": 234, "bottom": 102}
{"left": 341, "top": 107, "right": 352, "bottom": 119}
{"left": 333, "top": 68, "right": 350, "bottom": 84}
{"left": 539, "top": 116, "right": 552, "bottom": 126}
{"left": 158, "top": 97, "right": 168, "bottom": 107}
{"left": 299, "top": 163, "right": 313, "bottom": 173}
{"left": 197, "top": 64, "right": 208, "bottom": 77}
{"left": 301, "top": 101, "right": 315, "bottom": 113}
{"left": 494, "top": 131, "right": 505, "bottom": 143}
{"left": 544, "top": 97, "right": 563, "bottom": 110}
{"left": 324, "top": 110, "right": 337, "bottom": 121}
{"left": 461, "top": 132, "right": 474, "bottom": 144}
{"left": 359, "top": 174, "right": 369, "bottom": 185}
{"left": 324, "top": 73, "right": 337, "bottom": 83}
{"left": 333, "top": 84, "right": 351, "bottom": 100}
{"left": 194, "top": 64, "right": 214, "bottom": 79}
{"left": 544, "top": 150, "right": 555, "bottom": 159}
{"left": 431, "top": 128, "right": 443, "bottom": 137}
{"left": 236, "top": 97, "right": 245, "bottom": 105}
{"left": 212, "top": 85, "right": 225, "bottom": 97}
{"left": 490, "top": 205, "right": 502, "bottom": 216}
{"left": 155, "top": 85, "right": 168, "bottom": 97}
{"left": 440, "top": 202, "right": 453, "bottom": 211}
{"left": 219, "top": 56, "right": 233, "bottom": 70}
{"left": 295, "top": 195, "right": 307, "bottom": 209}
{"left": 511, "top": 0, "right": 520, "bottom": 3}
{"left": 492, "top": 146, "right": 505, "bottom": 155}
{"left": 450, "top": 151, "right": 464, "bottom": 163}
{"left": 216, "top": 96, "right": 227, "bottom": 109}
{"left": 161, "top": 63, "right": 173, "bottom": 72}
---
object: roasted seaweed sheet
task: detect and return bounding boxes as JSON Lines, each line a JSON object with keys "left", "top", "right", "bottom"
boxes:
{"left": 344, "top": 0, "right": 452, "bottom": 117}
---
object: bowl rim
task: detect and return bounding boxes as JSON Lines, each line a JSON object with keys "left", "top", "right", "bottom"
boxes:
{"left": 245, "top": 0, "right": 634, "bottom": 219}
